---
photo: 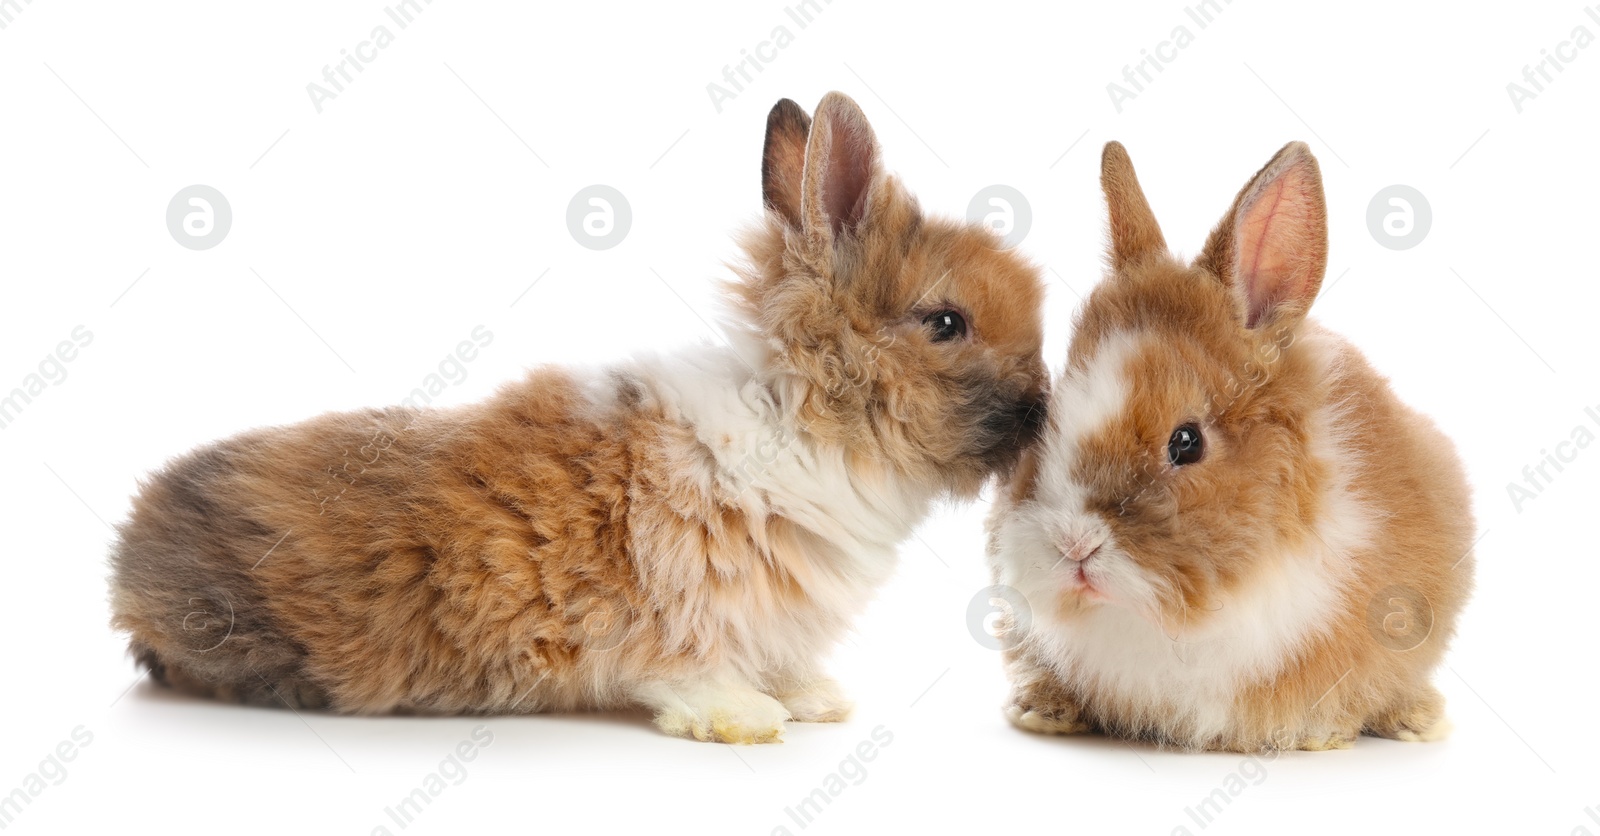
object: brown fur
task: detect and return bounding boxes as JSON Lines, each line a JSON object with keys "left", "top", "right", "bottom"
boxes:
{"left": 989, "top": 141, "right": 1474, "bottom": 751}
{"left": 110, "top": 93, "right": 1047, "bottom": 741}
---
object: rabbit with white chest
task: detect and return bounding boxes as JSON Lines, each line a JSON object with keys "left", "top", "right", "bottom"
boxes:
{"left": 110, "top": 93, "right": 1048, "bottom": 743}
{"left": 987, "top": 141, "right": 1474, "bottom": 752}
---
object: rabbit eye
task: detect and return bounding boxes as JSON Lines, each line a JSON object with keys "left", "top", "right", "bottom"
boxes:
{"left": 1168, "top": 424, "right": 1204, "bottom": 466}
{"left": 922, "top": 309, "right": 967, "bottom": 342}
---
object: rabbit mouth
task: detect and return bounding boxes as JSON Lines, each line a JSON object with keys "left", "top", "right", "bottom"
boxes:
{"left": 1067, "top": 561, "right": 1113, "bottom": 603}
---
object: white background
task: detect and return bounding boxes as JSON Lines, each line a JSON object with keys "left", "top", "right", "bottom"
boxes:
{"left": 1, "top": 1, "right": 1596, "bottom": 834}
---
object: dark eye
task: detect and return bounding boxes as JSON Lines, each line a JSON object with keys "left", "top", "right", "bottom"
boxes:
{"left": 1167, "top": 423, "right": 1204, "bottom": 467}
{"left": 922, "top": 309, "right": 967, "bottom": 342}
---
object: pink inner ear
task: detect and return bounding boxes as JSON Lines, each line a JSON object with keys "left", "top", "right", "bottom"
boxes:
{"left": 822, "top": 120, "right": 873, "bottom": 238}
{"left": 1234, "top": 163, "right": 1323, "bottom": 328}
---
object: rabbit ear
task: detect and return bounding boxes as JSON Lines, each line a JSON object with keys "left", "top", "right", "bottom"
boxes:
{"left": 799, "top": 91, "right": 881, "bottom": 241}
{"left": 762, "top": 98, "right": 811, "bottom": 229}
{"left": 1197, "top": 142, "right": 1328, "bottom": 329}
{"left": 1101, "top": 142, "right": 1167, "bottom": 270}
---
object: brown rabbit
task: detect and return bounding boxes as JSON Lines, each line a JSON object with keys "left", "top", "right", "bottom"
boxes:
{"left": 110, "top": 92, "right": 1048, "bottom": 743}
{"left": 985, "top": 141, "right": 1474, "bottom": 751}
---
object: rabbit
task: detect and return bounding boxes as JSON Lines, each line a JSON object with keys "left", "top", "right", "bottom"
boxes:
{"left": 985, "top": 140, "right": 1474, "bottom": 752}
{"left": 109, "top": 91, "right": 1048, "bottom": 744}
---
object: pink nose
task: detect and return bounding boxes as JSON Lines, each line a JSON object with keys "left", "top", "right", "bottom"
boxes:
{"left": 1059, "top": 538, "right": 1103, "bottom": 564}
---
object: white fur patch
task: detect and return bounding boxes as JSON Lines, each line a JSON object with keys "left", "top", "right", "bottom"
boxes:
{"left": 1049, "top": 330, "right": 1142, "bottom": 467}
{"left": 607, "top": 340, "right": 932, "bottom": 689}
{"left": 1016, "top": 330, "right": 1143, "bottom": 533}
{"left": 994, "top": 331, "right": 1152, "bottom": 602}
{"left": 626, "top": 342, "right": 931, "bottom": 559}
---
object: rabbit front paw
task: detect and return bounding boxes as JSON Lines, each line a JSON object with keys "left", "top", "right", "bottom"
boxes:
{"left": 776, "top": 676, "right": 854, "bottom": 723}
{"left": 640, "top": 678, "right": 791, "bottom": 744}
{"left": 1005, "top": 677, "right": 1091, "bottom": 735}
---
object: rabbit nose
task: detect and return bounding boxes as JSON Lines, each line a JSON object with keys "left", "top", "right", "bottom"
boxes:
{"left": 1058, "top": 536, "right": 1103, "bottom": 564}
{"left": 1049, "top": 517, "right": 1111, "bottom": 568}
{"left": 1056, "top": 528, "right": 1107, "bottom": 560}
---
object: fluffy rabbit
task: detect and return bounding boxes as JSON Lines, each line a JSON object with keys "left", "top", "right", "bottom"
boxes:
{"left": 986, "top": 141, "right": 1474, "bottom": 751}
{"left": 110, "top": 92, "right": 1047, "bottom": 743}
